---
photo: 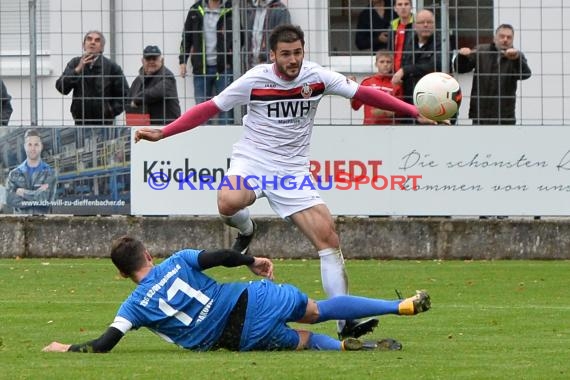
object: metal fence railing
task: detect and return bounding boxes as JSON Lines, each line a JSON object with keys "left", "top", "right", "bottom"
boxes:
{"left": 0, "top": 0, "right": 568, "bottom": 127}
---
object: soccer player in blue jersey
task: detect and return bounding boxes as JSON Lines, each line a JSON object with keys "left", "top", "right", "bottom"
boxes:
{"left": 43, "top": 236, "right": 430, "bottom": 353}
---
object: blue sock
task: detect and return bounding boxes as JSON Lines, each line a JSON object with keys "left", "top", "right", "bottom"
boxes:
{"left": 307, "top": 332, "right": 343, "bottom": 351}
{"left": 316, "top": 295, "right": 400, "bottom": 323}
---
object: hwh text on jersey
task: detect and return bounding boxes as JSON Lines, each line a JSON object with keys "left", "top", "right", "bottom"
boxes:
{"left": 267, "top": 100, "right": 311, "bottom": 118}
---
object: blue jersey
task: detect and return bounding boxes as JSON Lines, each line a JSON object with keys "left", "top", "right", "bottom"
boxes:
{"left": 112, "top": 249, "right": 248, "bottom": 351}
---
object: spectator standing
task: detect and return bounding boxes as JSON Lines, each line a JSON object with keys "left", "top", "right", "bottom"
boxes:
{"left": 243, "top": 0, "right": 291, "bottom": 69}
{"left": 179, "top": 0, "right": 236, "bottom": 125}
{"left": 392, "top": 9, "right": 440, "bottom": 112}
{"left": 349, "top": 50, "right": 403, "bottom": 125}
{"left": 454, "top": 24, "right": 532, "bottom": 125}
{"left": 355, "top": 0, "right": 391, "bottom": 53}
{"left": 6, "top": 129, "right": 56, "bottom": 214}
{"left": 127, "top": 45, "right": 181, "bottom": 125}
{"left": 390, "top": 0, "right": 414, "bottom": 71}
{"left": 1, "top": 79, "right": 13, "bottom": 126}
{"left": 55, "top": 31, "right": 129, "bottom": 126}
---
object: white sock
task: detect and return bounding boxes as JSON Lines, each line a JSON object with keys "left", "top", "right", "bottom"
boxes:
{"left": 319, "top": 247, "right": 348, "bottom": 297}
{"left": 220, "top": 209, "right": 254, "bottom": 235}
{"left": 319, "top": 247, "right": 349, "bottom": 333}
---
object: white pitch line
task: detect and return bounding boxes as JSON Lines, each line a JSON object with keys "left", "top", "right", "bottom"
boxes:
{"left": 432, "top": 303, "right": 570, "bottom": 310}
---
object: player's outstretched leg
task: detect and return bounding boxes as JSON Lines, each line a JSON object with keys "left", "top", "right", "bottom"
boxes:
{"left": 316, "top": 290, "right": 431, "bottom": 323}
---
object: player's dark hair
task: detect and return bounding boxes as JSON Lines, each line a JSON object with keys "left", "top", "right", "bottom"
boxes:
{"left": 24, "top": 129, "right": 41, "bottom": 139}
{"left": 269, "top": 24, "right": 305, "bottom": 52}
{"left": 110, "top": 236, "right": 146, "bottom": 277}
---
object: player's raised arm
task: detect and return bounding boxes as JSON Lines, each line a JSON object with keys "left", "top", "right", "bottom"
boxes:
{"left": 353, "top": 85, "right": 436, "bottom": 125}
{"left": 198, "top": 249, "right": 274, "bottom": 280}
{"left": 134, "top": 99, "right": 221, "bottom": 143}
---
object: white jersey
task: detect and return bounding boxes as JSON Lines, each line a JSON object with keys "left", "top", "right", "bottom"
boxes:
{"left": 212, "top": 60, "right": 359, "bottom": 167}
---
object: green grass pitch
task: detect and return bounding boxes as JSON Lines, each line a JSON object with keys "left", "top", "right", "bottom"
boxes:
{"left": 0, "top": 258, "right": 568, "bottom": 380}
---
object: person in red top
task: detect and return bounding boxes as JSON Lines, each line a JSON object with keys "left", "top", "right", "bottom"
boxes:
{"left": 390, "top": 0, "right": 414, "bottom": 71}
{"left": 350, "top": 50, "right": 403, "bottom": 125}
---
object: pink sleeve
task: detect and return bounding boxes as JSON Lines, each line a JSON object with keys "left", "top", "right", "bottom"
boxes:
{"left": 161, "top": 100, "right": 220, "bottom": 138}
{"left": 353, "top": 85, "right": 419, "bottom": 118}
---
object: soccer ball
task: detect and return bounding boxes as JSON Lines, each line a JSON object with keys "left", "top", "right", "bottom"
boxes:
{"left": 413, "top": 72, "right": 462, "bottom": 121}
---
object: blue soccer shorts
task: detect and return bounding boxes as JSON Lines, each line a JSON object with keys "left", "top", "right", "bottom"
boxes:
{"left": 239, "top": 279, "right": 308, "bottom": 351}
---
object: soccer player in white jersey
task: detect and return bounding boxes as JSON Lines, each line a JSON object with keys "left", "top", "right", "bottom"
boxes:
{"left": 43, "top": 236, "right": 430, "bottom": 353}
{"left": 135, "top": 24, "right": 434, "bottom": 340}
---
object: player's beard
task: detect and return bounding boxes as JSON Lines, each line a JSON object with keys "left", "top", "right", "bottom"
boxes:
{"left": 278, "top": 63, "right": 301, "bottom": 80}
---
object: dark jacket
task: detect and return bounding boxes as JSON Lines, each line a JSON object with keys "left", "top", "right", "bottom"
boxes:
{"left": 388, "top": 16, "right": 415, "bottom": 70}
{"left": 127, "top": 65, "right": 181, "bottom": 125}
{"left": 179, "top": 0, "right": 236, "bottom": 75}
{"left": 55, "top": 55, "right": 129, "bottom": 125}
{"left": 6, "top": 160, "right": 57, "bottom": 214}
{"left": 401, "top": 32, "right": 442, "bottom": 104}
{"left": 242, "top": 0, "right": 291, "bottom": 68}
{"left": 1, "top": 80, "right": 13, "bottom": 126}
{"left": 455, "top": 43, "right": 532, "bottom": 125}
{"left": 355, "top": 7, "right": 391, "bottom": 52}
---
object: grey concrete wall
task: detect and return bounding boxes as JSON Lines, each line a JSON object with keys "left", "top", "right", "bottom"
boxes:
{"left": 1, "top": 216, "right": 568, "bottom": 259}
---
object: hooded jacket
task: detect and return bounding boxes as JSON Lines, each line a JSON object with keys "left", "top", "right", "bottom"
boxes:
{"left": 179, "top": 0, "right": 236, "bottom": 75}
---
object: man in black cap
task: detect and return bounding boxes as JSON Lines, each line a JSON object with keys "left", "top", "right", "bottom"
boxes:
{"left": 127, "top": 45, "right": 181, "bottom": 125}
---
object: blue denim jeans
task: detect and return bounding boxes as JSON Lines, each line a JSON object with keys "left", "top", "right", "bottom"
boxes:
{"left": 193, "top": 65, "right": 234, "bottom": 125}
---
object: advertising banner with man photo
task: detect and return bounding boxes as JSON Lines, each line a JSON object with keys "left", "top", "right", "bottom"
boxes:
{"left": 0, "top": 127, "right": 130, "bottom": 215}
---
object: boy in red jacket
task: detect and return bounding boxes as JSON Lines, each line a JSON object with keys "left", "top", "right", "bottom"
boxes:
{"left": 350, "top": 50, "right": 403, "bottom": 125}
